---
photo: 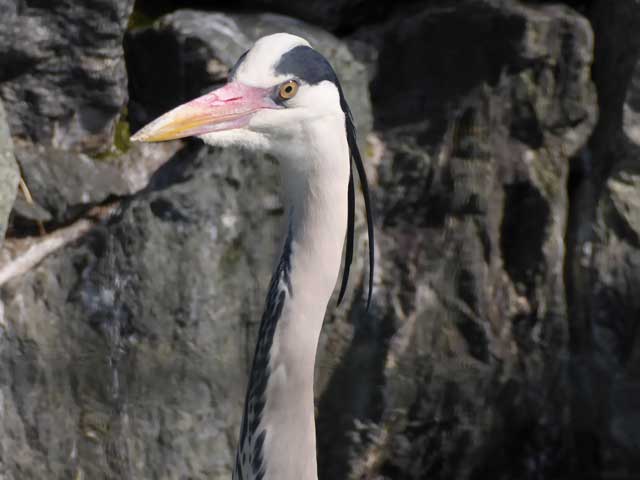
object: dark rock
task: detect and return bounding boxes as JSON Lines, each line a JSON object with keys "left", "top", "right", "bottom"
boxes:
{"left": 4, "top": 0, "right": 640, "bottom": 479}
{"left": 11, "top": 196, "right": 53, "bottom": 224}
{"left": 624, "top": 30, "right": 640, "bottom": 145}
{"left": 0, "top": 0, "right": 135, "bottom": 151}
{"left": 566, "top": 0, "right": 640, "bottom": 476}
{"left": 0, "top": 0, "right": 144, "bottom": 229}
{"left": 317, "top": 2, "right": 597, "bottom": 479}
{"left": 133, "top": 0, "right": 425, "bottom": 33}
{"left": 0, "top": 99, "right": 19, "bottom": 245}
{"left": 0, "top": 143, "right": 284, "bottom": 479}
{"left": 233, "top": 0, "right": 423, "bottom": 33}
{"left": 13, "top": 140, "right": 180, "bottom": 225}
{"left": 371, "top": 0, "right": 596, "bottom": 152}
{"left": 125, "top": 11, "right": 371, "bottom": 139}
{"left": 14, "top": 142, "right": 129, "bottom": 224}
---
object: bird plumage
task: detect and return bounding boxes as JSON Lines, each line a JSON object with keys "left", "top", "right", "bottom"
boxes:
{"left": 132, "top": 32, "right": 374, "bottom": 480}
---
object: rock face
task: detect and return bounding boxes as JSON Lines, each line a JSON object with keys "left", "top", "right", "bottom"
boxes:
{"left": 0, "top": 0, "right": 167, "bottom": 229}
{"left": 566, "top": 0, "right": 640, "bottom": 476}
{"left": 13, "top": 140, "right": 181, "bottom": 225}
{"left": 0, "top": 100, "right": 19, "bottom": 246}
{"left": 0, "top": 144, "right": 283, "bottom": 479}
{"left": 0, "top": 0, "right": 134, "bottom": 151}
{"left": 317, "top": 3, "right": 597, "bottom": 479}
{"left": 1, "top": 1, "right": 639, "bottom": 480}
{"left": 240, "top": 0, "right": 422, "bottom": 34}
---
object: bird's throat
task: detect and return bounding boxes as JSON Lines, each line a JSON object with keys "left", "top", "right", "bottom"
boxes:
{"left": 234, "top": 162, "right": 349, "bottom": 480}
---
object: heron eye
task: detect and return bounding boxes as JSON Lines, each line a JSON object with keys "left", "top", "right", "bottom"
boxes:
{"left": 278, "top": 80, "right": 299, "bottom": 100}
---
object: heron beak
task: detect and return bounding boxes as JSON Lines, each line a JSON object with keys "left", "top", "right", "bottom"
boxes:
{"left": 130, "top": 82, "right": 276, "bottom": 142}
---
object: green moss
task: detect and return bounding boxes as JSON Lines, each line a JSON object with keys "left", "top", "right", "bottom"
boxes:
{"left": 127, "top": 0, "right": 178, "bottom": 31}
{"left": 365, "top": 142, "right": 375, "bottom": 159}
{"left": 93, "top": 112, "right": 132, "bottom": 161}
{"left": 114, "top": 117, "right": 132, "bottom": 152}
{"left": 219, "top": 240, "right": 243, "bottom": 274}
{"left": 127, "top": 9, "right": 156, "bottom": 30}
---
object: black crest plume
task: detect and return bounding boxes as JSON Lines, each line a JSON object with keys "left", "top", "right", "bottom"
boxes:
{"left": 336, "top": 95, "right": 375, "bottom": 310}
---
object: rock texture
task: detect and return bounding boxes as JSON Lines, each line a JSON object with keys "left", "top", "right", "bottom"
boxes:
{"left": 566, "top": 0, "right": 640, "bottom": 476}
{"left": 236, "top": 0, "right": 422, "bottom": 33}
{"left": 0, "top": 144, "right": 283, "bottom": 479}
{"left": 0, "top": 0, "right": 176, "bottom": 229}
{"left": 1, "top": 0, "right": 640, "bottom": 479}
{"left": 0, "top": 0, "right": 134, "bottom": 150}
{"left": 317, "top": 3, "right": 597, "bottom": 479}
{"left": 0, "top": 100, "right": 19, "bottom": 246}
{"left": 14, "top": 140, "right": 181, "bottom": 225}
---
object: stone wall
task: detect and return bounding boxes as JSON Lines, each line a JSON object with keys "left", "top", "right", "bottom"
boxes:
{"left": 0, "top": 0, "right": 638, "bottom": 478}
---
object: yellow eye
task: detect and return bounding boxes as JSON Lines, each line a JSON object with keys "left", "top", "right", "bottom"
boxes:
{"left": 278, "top": 80, "right": 299, "bottom": 100}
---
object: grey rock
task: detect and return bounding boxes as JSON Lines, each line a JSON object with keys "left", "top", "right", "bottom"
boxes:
{"left": 0, "top": 144, "right": 284, "bottom": 479}
{"left": 316, "top": 2, "right": 597, "bottom": 479}
{"left": 0, "top": 0, "right": 142, "bottom": 228}
{"left": 585, "top": 165, "right": 640, "bottom": 471}
{"left": 5, "top": 1, "right": 640, "bottom": 479}
{"left": 14, "top": 142, "right": 129, "bottom": 223}
{"left": 0, "top": 0, "right": 135, "bottom": 151}
{"left": 0, "top": 99, "right": 19, "bottom": 245}
{"left": 10, "top": 196, "right": 52, "bottom": 223}
{"left": 566, "top": 1, "right": 640, "bottom": 475}
{"left": 13, "top": 140, "right": 180, "bottom": 224}
{"left": 607, "top": 169, "right": 640, "bottom": 242}
{"left": 624, "top": 54, "right": 640, "bottom": 144}
{"left": 126, "top": 11, "right": 371, "bottom": 140}
{"left": 567, "top": 0, "right": 640, "bottom": 476}
{"left": 371, "top": 1, "right": 596, "bottom": 151}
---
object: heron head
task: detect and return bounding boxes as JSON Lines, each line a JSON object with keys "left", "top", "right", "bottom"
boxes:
{"left": 131, "top": 33, "right": 346, "bottom": 158}
{"left": 131, "top": 32, "right": 374, "bottom": 309}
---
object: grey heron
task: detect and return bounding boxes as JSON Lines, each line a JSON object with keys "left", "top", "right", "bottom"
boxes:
{"left": 131, "top": 33, "right": 374, "bottom": 480}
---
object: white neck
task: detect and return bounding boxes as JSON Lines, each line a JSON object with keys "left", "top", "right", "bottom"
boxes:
{"left": 233, "top": 114, "right": 349, "bottom": 480}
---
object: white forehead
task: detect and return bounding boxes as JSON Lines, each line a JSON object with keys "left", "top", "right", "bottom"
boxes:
{"left": 234, "top": 33, "right": 311, "bottom": 88}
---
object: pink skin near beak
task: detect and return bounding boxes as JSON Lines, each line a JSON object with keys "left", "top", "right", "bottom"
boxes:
{"left": 130, "top": 82, "right": 278, "bottom": 142}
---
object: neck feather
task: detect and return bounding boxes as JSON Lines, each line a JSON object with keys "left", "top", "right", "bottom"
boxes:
{"left": 233, "top": 118, "right": 349, "bottom": 480}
